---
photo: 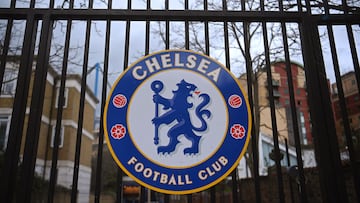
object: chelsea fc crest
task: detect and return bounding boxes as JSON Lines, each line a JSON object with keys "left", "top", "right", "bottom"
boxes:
{"left": 104, "top": 50, "right": 252, "bottom": 194}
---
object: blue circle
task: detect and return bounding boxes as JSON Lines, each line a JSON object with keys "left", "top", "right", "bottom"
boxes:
{"left": 104, "top": 50, "right": 252, "bottom": 194}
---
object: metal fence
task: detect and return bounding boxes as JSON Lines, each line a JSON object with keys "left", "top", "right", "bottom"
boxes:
{"left": 0, "top": 0, "right": 359, "bottom": 202}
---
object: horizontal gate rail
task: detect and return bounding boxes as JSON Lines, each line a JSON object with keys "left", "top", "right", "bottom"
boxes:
{"left": 0, "top": 0, "right": 359, "bottom": 203}
{"left": 0, "top": 8, "right": 358, "bottom": 23}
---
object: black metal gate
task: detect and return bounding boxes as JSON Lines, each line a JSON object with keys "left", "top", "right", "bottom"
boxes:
{"left": 0, "top": 0, "right": 359, "bottom": 202}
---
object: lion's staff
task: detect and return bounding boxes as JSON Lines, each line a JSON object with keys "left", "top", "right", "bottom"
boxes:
{"left": 151, "top": 80, "right": 164, "bottom": 145}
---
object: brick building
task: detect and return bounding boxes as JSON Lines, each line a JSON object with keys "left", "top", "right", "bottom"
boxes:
{"left": 238, "top": 61, "right": 315, "bottom": 177}
{"left": 269, "top": 61, "right": 312, "bottom": 145}
{"left": 0, "top": 57, "right": 98, "bottom": 202}
{"left": 331, "top": 71, "right": 360, "bottom": 159}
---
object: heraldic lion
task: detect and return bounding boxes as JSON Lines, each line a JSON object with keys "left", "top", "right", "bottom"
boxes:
{"left": 152, "top": 79, "right": 211, "bottom": 155}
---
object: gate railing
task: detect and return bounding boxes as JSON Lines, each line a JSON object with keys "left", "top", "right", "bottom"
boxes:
{"left": 0, "top": 0, "right": 359, "bottom": 203}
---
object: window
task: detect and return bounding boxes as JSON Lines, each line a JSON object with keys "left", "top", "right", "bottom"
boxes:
{"left": 0, "top": 115, "right": 10, "bottom": 151}
{"left": 274, "top": 99, "right": 281, "bottom": 108}
{"left": 51, "top": 125, "right": 64, "bottom": 148}
{"left": 299, "top": 112, "right": 308, "bottom": 145}
{"left": 285, "top": 80, "right": 288, "bottom": 86}
{"left": 262, "top": 142, "right": 272, "bottom": 167}
{"left": 1, "top": 68, "right": 18, "bottom": 95}
{"left": 55, "top": 88, "right": 69, "bottom": 108}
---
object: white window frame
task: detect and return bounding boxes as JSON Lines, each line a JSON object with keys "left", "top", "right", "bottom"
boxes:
{"left": 0, "top": 115, "right": 11, "bottom": 151}
{"left": 55, "top": 87, "right": 69, "bottom": 108}
{"left": 299, "top": 112, "right": 308, "bottom": 145}
{"left": 51, "top": 125, "right": 64, "bottom": 148}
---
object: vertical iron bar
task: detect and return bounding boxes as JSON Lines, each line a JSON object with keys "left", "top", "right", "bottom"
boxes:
{"left": 222, "top": 1, "right": 239, "bottom": 201}
{"left": 142, "top": 1, "right": 153, "bottom": 202}
{"left": 327, "top": 24, "right": 360, "bottom": 202}
{"left": 18, "top": 14, "right": 53, "bottom": 203}
{"left": 280, "top": 22, "right": 308, "bottom": 203}
{"left": 48, "top": 58, "right": 67, "bottom": 198}
{"left": 124, "top": 3, "right": 130, "bottom": 66}
{"left": 0, "top": 15, "right": 38, "bottom": 203}
{"left": 345, "top": 24, "right": 360, "bottom": 202}
{"left": 9, "top": 0, "right": 15, "bottom": 8}
{"left": 185, "top": 0, "right": 189, "bottom": 50}
{"left": 261, "top": 20, "right": 285, "bottom": 203}
{"left": 304, "top": 0, "right": 311, "bottom": 14}
{"left": 165, "top": 0, "right": 169, "bottom": 49}
{"left": 71, "top": 0, "right": 93, "bottom": 199}
{"left": 164, "top": 193, "right": 170, "bottom": 203}
{"left": 300, "top": 17, "right": 348, "bottom": 203}
{"left": 243, "top": 21, "right": 261, "bottom": 203}
{"left": 104, "top": 19, "right": 113, "bottom": 203}
{"left": 0, "top": 20, "right": 12, "bottom": 92}
{"left": 210, "top": 187, "right": 216, "bottom": 203}
{"left": 222, "top": 0, "right": 227, "bottom": 11}
{"left": 278, "top": 0, "right": 283, "bottom": 12}
{"left": 145, "top": 0, "right": 150, "bottom": 54}
{"left": 314, "top": 1, "right": 351, "bottom": 201}
{"left": 43, "top": 77, "right": 57, "bottom": 180}
{"left": 223, "top": 9, "right": 230, "bottom": 70}
{"left": 203, "top": 2, "right": 214, "bottom": 202}
{"left": 49, "top": 0, "right": 54, "bottom": 10}
{"left": 30, "top": 0, "right": 36, "bottom": 8}
{"left": 116, "top": 0, "right": 133, "bottom": 199}
{"left": 116, "top": 169, "right": 123, "bottom": 203}
{"left": 346, "top": 26, "right": 360, "bottom": 95}
{"left": 40, "top": 0, "right": 67, "bottom": 186}
{"left": 187, "top": 194, "right": 192, "bottom": 203}
{"left": 296, "top": 0, "right": 302, "bottom": 12}
{"left": 231, "top": 169, "right": 239, "bottom": 203}
{"left": 95, "top": 3, "right": 112, "bottom": 202}
{"left": 284, "top": 139, "right": 295, "bottom": 203}
{"left": 140, "top": 187, "right": 146, "bottom": 203}
{"left": 48, "top": 0, "right": 74, "bottom": 201}
{"left": 340, "top": 1, "right": 360, "bottom": 196}
{"left": 164, "top": 1, "right": 170, "bottom": 201}
{"left": 204, "top": 0, "right": 209, "bottom": 55}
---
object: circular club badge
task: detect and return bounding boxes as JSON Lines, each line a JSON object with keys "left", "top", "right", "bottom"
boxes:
{"left": 104, "top": 50, "right": 251, "bottom": 194}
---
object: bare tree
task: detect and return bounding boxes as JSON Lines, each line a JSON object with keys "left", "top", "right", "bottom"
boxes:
{"left": 150, "top": 0, "right": 306, "bottom": 176}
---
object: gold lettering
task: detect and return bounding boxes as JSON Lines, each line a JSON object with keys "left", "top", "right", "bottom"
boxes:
{"left": 161, "top": 53, "right": 172, "bottom": 68}
{"left": 160, "top": 173, "right": 168, "bottom": 184}
{"left": 185, "top": 174, "right": 193, "bottom": 184}
{"left": 197, "top": 59, "right": 210, "bottom": 74}
{"left": 153, "top": 171, "right": 160, "bottom": 181}
{"left": 219, "top": 156, "right": 228, "bottom": 166}
{"left": 207, "top": 67, "right": 221, "bottom": 82}
{"left": 134, "top": 163, "right": 144, "bottom": 172}
{"left": 132, "top": 66, "right": 147, "bottom": 80}
{"left": 198, "top": 170, "right": 207, "bottom": 180}
{"left": 174, "top": 53, "right": 184, "bottom": 67}
{"left": 186, "top": 55, "right": 197, "bottom": 68}
{"left": 168, "top": 175, "right": 177, "bottom": 185}
{"left": 206, "top": 167, "right": 215, "bottom": 176}
{"left": 177, "top": 175, "right": 184, "bottom": 185}
{"left": 143, "top": 168, "right": 152, "bottom": 178}
{"left": 145, "top": 57, "right": 161, "bottom": 73}
{"left": 212, "top": 161, "right": 222, "bottom": 172}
